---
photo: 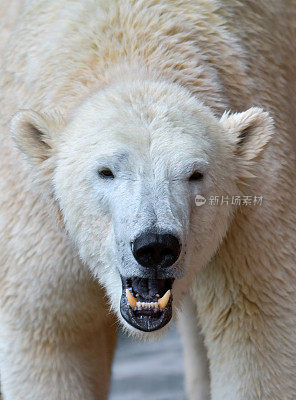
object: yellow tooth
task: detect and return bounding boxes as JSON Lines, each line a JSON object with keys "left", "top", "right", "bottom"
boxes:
{"left": 126, "top": 289, "right": 138, "bottom": 309}
{"left": 158, "top": 290, "right": 171, "bottom": 309}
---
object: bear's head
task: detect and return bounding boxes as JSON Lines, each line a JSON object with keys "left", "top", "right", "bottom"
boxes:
{"left": 10, "top": 79, "right": 273, "bottom": 336}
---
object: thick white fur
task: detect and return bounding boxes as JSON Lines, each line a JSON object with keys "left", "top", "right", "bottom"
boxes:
{"left": 177, "top": 295, "right": 210, "bottom": 400}
{"left": 1, "top": 1, "right": 296, "bottom": 399}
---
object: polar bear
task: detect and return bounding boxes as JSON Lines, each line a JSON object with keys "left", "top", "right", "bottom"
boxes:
{"left": 1, "top": 0, "right": 296, "bottom": 399}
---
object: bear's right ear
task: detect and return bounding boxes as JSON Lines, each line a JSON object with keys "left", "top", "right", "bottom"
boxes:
{"left": 220, "top": 107, "right": 274, "bottom": 162}
{"left": 10, "top": 110, "right": 54, "bottom": 165}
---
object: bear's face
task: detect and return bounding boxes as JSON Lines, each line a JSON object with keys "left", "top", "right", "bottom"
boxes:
{"left": 11, "top": 80, "right": 273, "bottom": 335}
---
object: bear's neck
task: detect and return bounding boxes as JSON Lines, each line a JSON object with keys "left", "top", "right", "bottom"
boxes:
{"left": 61, "top": 6, "right": 251, "bottom": 118}
{"left": 6, "top": 0, "right": 252, "bottom": 118}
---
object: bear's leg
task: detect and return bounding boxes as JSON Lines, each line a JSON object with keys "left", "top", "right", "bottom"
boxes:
{"left": 0, "top": 231, "right": 117, "bottom": 400}
{"left": 177, "top": 295, "right": 210, "bottom": 400}
{"left": 195, "top": 263, "right": 296, "bottom": 400}
{"left": 0, "top": 308, "right": 117, "bottom": 400}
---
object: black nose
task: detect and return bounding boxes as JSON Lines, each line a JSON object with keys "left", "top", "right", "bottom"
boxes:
{"left": 131, "top": 232, "right": 181, "bottom": 268}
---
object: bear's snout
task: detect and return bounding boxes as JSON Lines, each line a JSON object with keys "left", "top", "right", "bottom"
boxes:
{"left": 131, "top": 230, "right": 181, "bottom": 270}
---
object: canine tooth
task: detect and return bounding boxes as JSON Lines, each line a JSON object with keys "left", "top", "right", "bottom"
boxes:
{"left": 126, "top": 289, "right": 138, "bottom": 309}
{"left": 158, "top": 290, "right": 171, "bottom": 309}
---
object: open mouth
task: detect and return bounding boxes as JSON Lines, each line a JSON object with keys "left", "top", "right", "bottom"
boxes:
{"left": 120, "top": 276, "right": 174, "bottom": 332}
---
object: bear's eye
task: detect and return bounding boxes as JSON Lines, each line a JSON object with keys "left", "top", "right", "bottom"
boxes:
{"left": 98, "top": 168, "right": 115, "bottom": 180}
{"left": 189, "top": 170, "right": 204, "bottom": 182}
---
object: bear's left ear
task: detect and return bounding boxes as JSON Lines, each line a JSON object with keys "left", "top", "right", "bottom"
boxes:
{"left": 10, "top": 109, "right": 61, "bottom": 166}
{"left": 220, "top": 107, "right": 274, "bottom": 162}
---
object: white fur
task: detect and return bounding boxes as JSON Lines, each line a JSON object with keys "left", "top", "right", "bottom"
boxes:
{"left": 1, "top": 0, "right": 295, "bottom": 399}
{"left": 177, "top": 295, "right": 210, "bottom": 400}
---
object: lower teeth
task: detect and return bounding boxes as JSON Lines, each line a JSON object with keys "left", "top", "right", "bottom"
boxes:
{"left": 126, "top": 289, "right": 171, "bottom": 310}
{"left": 134, "top": 302, "right": 160, "bottom": 311}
